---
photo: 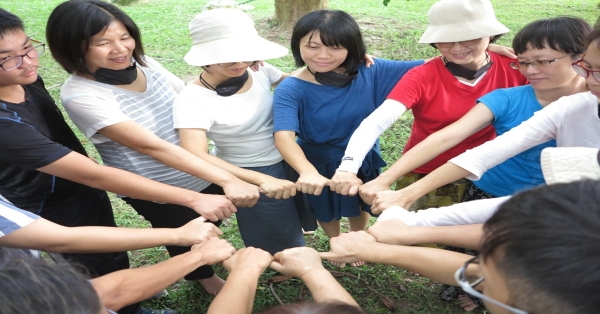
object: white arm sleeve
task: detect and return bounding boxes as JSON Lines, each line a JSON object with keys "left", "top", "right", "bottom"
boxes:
{"left": 337, "top": 99, "right": 408, "bottom": 174}
{"left": 377, "top": 196, "right": 511, "bottom": 226}
{"left": 449, "top": 101, "right": 561, "bottom": 180}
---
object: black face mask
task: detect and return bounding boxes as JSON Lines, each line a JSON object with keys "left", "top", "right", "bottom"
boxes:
{"left": 307, "top": 67, "right": 358, "bottom": 87}
{"left": 444, "top": 56, "right": 493, "bottom": 81}
{"left": 94, "top": 62, "right": 138, "bottom": 85}
{"left": 200, "top": 70, "right": 249, "bottom": 97}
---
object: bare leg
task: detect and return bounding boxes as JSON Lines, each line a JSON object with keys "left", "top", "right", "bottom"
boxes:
{"left": 318, "top": 219, "right": 345, "bottom": 267}
{"left": 199, "top": 274, "right": 226, "bottom": 295}
{"left": 347, "top": 211, "right": 371, "bottom": 266}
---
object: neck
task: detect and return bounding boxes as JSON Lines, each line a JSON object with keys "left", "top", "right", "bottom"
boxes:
{"left": 535, "top": 76, "right": 588, "bottom": 107}
{"left": 462, "top": 53, "right": 489, "bottom": 71}
{"left": 0, "top": 84, "right": 25, "bottom": 104}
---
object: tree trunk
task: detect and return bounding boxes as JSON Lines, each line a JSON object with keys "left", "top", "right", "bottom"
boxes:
{"left": 274, "top": 0, "right": 328, "bottom": 31}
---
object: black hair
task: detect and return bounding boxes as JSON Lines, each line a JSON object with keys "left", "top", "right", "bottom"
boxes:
{"left": 512, "top": 17, "right": 591, "bottom": 57}
{"left": 261, "top": 301, "right": 365, "bottom": 314}
{"left": 585, "top": 28, "right": 600, "bottom": 51}
{"left": 428, "top": 35, "right": 503, "bottom": 49}
{"left": 46, "top": 0, "right": 146, "bottom": 75}
{"left": 290, "top": 10, "right": 366, "bottom": 75}
{"left": 0, "top": 248, "right": 102, "bottom": 314}
{"left": 0, "top": 8, "right": 24, "bottom": 40}
{"left": 481, "top": 181, "right": 600, "bottom": 314}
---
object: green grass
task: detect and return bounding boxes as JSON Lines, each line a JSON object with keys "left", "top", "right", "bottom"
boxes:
{"left": 2, "top": 0, "right": 598, "bottom": 313}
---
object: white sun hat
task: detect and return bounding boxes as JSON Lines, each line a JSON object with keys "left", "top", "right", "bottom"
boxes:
{"left": 184, "top": 8, "right": 288, "bottom": 66}
{"left": 419, "top": 0, "right": 509, "bottom": 44}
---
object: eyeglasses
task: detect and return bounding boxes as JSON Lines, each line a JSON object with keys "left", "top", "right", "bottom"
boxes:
{"left": 509, "top": 55, "right": 568, "bottom": 70}
{"left": 436, "top": 38, "right": 483, "bottom": 49}
{"left": 0, "top": 39, "right": 45, "bottom": 72}
{"left": 454, "top": 256, "right": 528, "bottom": 314}
{"left": 217, "top": 61, "right": 257, "bottom": 67}
{"left": 572, "top": 58, "right": 600, "bottom": 83}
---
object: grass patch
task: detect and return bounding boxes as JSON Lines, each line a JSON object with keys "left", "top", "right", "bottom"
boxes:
{"left": 2, "top": 0, "right": 597, "bottom": 313}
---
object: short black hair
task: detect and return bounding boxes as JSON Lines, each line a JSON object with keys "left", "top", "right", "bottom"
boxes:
{"left": 585, "top": 28, "right": 600, "bottom": 51}
{"left": 512, "top": 17, "right": 591, "bottom": 56}
{"left": 46, "top": 0, "right": 146, "bottom": 75}
{"left": 0, "top": 248, "right": 102, "bottom": 314}
{"left": 290, "top": 10, "right": 366, "bottom": 75}
{"left": 0, "top": 8, "right": 24, "bottom": 40}
{"left": 261, "top": 301, "right": 365, "bottom": 314}
{"left": 481, "top": 181, "right": 600, "bottom": 314}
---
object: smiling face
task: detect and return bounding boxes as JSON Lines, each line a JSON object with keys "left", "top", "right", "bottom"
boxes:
{"left": 84, "top": 20, "right": 135, "bottom": 74}
{"left": 299, "top": 31, "right": 348, "bottom": 73}
{"left": 517, "top": 47, "right": 579, "bottom": 91}
{"left": 581, "top": 41, "right": 600, "bottom": 98}
{"left": 0, "top": 30, "right": 39, "bottom": 87}
{"left": 437, "top": 37, "right": 491, "bottom": 70}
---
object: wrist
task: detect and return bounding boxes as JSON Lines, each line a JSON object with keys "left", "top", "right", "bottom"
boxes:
{"left": 299, "top": 267, "right": 329, "bottom": 281}
{"left": 378, "top": 171, "right": 400, "bottom": 186}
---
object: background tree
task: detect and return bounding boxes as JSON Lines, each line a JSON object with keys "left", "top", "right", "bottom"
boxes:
{"left": 274, "top": 0, "right": 328, "bottom": 30}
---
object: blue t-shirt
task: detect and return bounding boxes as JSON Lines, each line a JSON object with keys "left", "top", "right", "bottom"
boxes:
{"left": 273, "top": 58, "right": 424, "bottom": 149}
{"left": 475, "top": 85, "right": 556, "bottom": 196}
{"left": 273, "top": 58, "right": 423, "bottom": 222}
{"left": 0, "top": 199, "right": 39, "bottom": 237}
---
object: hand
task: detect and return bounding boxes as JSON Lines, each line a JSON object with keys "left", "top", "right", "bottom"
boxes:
{"left": 191, "top": 237, "right": 236, "bottom": 265}
{"left": 487, "top": 43, "right": 517, "bottom": 59}
{"left": 364, "top": 54, "right": 375, "bottom": 68}
{"left": 329, "top": 171, "right": 362, "bottom": 196}
{"left": 223, "top": 247, "right": 273, "bottom": 274}
{"left": 371, "top": 189, "right": 415, "bottom": 214}
{"left": 319, "top": 231, "right": 376, "bottom": 264}
{"left": 176, "top": 217, "right": 223, "bottom": 246}
{"left": 358, "top": 178, "right": 393, "bottom": 205}
{"left": 191, "top": 194, "right": 237, "bottom": 222}
{"left": 259, "top": 177, "right": 297, "bottom": 199}
{"left": 269, "top": 247, "right": 325, "bottom": 279}
{"left": 367, "top": 219, "right": 415, "bottom": 245}
{"left": 222, "top": 179, "right": 260, "bottom": 208}
{"left": 250, "top": 60, "right": 264, "bottom": 72}
{"left": 296, "top": 171, "right": 330, "bottom": 195}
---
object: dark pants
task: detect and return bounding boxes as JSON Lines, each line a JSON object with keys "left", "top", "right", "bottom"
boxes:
{"left": 123, "top": 183, "right": 223, "bottom": 280}
{"left": 37, "top": 189, "right": 138, "bottom": 314}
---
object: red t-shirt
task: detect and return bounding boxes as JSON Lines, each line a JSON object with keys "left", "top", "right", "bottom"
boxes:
{"left": 387, "top": 52, "right": 528, "bottom": 174}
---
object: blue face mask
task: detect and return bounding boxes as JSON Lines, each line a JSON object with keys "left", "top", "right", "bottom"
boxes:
{"left": 94, "top": 62, "right": 138, "bottom": 85}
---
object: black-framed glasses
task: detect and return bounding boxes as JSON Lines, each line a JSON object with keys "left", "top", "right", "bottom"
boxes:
{"left": 454, "top": 256, "right": 529, "bottom": 314}
{"left": 0, "top": 39, "right": 45, "bottom": 72}
{"left": 509, "top": 55, "right": 568, "bottom": 70}
{"left": 436, "top": 38, "right": 484, "bottom": 49}
{"left": 572, "top": 58, "right": 600, "bottom": 83}
{"left": 217, "top": 61, "right": 257, "bottom": 67}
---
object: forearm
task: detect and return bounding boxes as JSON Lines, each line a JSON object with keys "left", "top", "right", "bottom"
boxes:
{"left": 301, "top": 269, "right": 359, "bottom": 307}
{"left": 207, "top": 269, "right": 261, "bottom": 314}
{"left": 400, "top": 163, "right": 472, "bottom": 205}
{"left": 338, "top": 100, "right": 408, "bottom": 174}
{"left": 274, "top": 132, "right": 318, "bottom": 175}
{"left": 1, "top": 218, "right": 182, "bottom": 252}
{"left": 93, "top": 249, "right": 207, "bottom": 311}
{"left": 404, "top": 225, "right": 483, "bottom": 250}
{"left": 356, "top": 243, "right": 471, "bottom": 285}
{"left": 193, "top": 151, "right": 269, "bottom": 186}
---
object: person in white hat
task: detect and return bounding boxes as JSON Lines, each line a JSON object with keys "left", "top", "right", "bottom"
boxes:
{"left": 173, "top": 9, "right": 307, "bottom": 257}
{"left": 329, "top": 0, "right": 527, "bottom": 209}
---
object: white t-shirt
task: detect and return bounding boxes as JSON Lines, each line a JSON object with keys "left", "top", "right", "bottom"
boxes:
{"left": 173, "top": 63, "right": 283, "bottom": 167}
{"left": 451, "top": 91, "right": 600, "bottom": 180}
{"left": 61, "top": 56, "right": 210, "bottom": 193}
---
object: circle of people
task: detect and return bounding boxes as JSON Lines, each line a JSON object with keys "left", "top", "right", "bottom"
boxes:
{"left": 0, "top": 0, "right": 599, "bottom": 313}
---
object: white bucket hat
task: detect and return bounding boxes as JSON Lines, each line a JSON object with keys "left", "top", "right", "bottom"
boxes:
{"left": 184, "top": 8, "right": 288, "bottom": 66}
{"left": 419, "top": 0, "right": 509, "bottom": 44}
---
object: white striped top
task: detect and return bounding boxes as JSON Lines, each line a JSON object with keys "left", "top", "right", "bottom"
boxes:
{"left": 60, "top": 57, "right": 210, "bottom": 193}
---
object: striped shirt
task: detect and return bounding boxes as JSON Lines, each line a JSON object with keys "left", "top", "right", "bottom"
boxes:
{"left": 0, "top": 199, "right": 38, "bottom": 237}
{"left": 60, "top": 57, "right": 210, "bottom": 193}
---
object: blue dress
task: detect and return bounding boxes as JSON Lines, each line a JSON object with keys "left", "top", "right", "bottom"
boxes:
{"left": 475, "top": 85, "right": 556, "bottom": 196}
{"left": 273, "top": 58, "right": 424, "bottom": 222}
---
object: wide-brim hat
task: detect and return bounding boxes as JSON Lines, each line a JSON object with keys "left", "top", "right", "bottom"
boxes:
{"left": 184, "top": 8, "right": 288, "bottom": 66}
{"left": 419, "top": 0, "right": 509, "bottom": 44}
